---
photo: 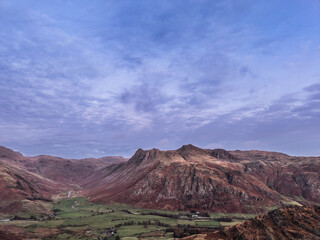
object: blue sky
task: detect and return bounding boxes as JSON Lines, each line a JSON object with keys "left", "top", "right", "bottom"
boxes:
{"left": 0, "top": 0, "right": 319, "bottom": 158}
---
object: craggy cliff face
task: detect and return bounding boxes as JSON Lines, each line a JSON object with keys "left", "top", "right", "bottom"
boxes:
{"left": 83, "top": 144, "right": 320, "bottom": 213}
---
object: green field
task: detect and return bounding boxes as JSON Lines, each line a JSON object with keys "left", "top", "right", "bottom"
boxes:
{"left": 0, "top": 196, "right": 256, "bottom": 239}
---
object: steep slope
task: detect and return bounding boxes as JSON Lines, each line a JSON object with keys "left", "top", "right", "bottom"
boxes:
{"left": 28, "top": 155, "right": 127, "bottom": 184}
{"left": 231, "top": 150, "right": 320, "bottom": 203}
{"left": 0, "top": 146, "right": 127, "bottom": 185}
{"left": 0, "top": 146, "right": 32, "bottom": 168}
{"left": 185, "top": 205, "right": 320, "bottom": 240}
{"left": 1, "top": 145, "right": 320, "bottom": 214}
{"left": 0, "top": 146, "right": 126, "bottom": 214}
{"left": 0, "top": 161, "right": 62, "bottom": 214}
{"left": 83, "top": 145, "right": 320, "bottom": 213}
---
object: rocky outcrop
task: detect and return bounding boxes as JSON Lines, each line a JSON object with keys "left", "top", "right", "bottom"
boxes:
{"left": 186, "top": 205, "right": 320, "bottom": 240}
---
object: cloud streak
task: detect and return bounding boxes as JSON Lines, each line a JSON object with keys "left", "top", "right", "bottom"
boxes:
{"left": 0, "top": 0, "right": 319, "bottom": 157}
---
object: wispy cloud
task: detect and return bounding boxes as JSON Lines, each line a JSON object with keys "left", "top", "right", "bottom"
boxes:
{"left": 0, "top": 0, "right": 319, "bottom": 157}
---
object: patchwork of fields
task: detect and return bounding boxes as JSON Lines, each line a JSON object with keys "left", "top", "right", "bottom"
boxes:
{"left": 0, "top": 196, "right": 257, "bottom": 239}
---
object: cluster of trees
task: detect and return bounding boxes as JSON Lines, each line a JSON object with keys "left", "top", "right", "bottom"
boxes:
{"left": 215, "top": 217, "right": 233, "bottom": 222}
{"left": 98, "top": 236, "right": 120, "bottom": 240}
{"left": 140, "top": 211, "right": 210, "bottom": 219}
{"left": 12, "top": 215, "right": 37, "bottom": 221}
{"left": 190, "top": 210, "right": 210, "bottom": 217}
{"left": 140, "top": 212, "right": 180, "bottom": 219}
{"left": 120, "top": 209, "right": 133, "bottom": 214}
{"left": 167, "top": 224, "right": 220, "bottom": 238}
{"left": 114, "top": 220, "right": 170, "bottom": 228}
{"left": 90, "top": 210, "right": 113, "bottom": 216}
{"left": 12, "top": 214, "right": 59, "bottom": 221}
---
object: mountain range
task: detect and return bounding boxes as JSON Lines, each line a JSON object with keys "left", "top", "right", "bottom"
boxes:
{"left": 1, "top": 144, "right": 320, "bottom": 215}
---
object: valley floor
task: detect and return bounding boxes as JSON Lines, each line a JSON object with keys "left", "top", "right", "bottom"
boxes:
{"left": 0, "top": 196, "right": 256, "bottom": 239}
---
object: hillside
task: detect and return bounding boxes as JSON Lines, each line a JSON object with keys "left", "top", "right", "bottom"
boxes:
{"left": 1, "top": 144, "right": 320, "bottom": 215}
{"left": 0, "top": 146, "right": 127, "bottom": 185}
{"left": 184, "top": 205, "right": 320, "bottom": 240}
{"left": 0, "top": 146, "right": 126, "bottom": 214}
{"left": 83, "top": 144, "right": 320, "bottom": 213}
{"left": 0, "top": 161, "right": 62, "bottom": 214}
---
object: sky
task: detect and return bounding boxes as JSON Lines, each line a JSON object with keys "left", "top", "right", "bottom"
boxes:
{"left": 0, "top": 0, "right": 320, "bottom": 158}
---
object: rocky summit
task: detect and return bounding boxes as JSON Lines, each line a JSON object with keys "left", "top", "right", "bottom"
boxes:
{"left": 83, "top": 144, "right": 320, "bottom": 213}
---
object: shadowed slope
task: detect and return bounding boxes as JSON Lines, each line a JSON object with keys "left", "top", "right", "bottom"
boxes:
{"left": 185, "top": 205, "right": 320, "bottom": 240}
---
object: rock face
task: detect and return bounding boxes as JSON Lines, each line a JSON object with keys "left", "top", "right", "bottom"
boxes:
{"left": 186, "top": 205, "right": 320, "bottom": 240}
{"left": 83, "top": 145, "right": 320, "bottom": 213}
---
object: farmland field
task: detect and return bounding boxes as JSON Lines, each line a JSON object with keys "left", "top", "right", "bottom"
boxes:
{"left": 0, "top": 196, "right": 256, "bottom": 239}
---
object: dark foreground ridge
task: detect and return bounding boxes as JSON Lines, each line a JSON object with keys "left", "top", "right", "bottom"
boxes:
{"left": 184, "top": 205, "right": 320, "bottom": 240}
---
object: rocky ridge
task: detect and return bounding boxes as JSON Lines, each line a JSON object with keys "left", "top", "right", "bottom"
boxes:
{"left": 184, "top": 205, "right": 320, "bottom": 240}
{"left": 83, "top": 144, "right": 320, "bottom": 213}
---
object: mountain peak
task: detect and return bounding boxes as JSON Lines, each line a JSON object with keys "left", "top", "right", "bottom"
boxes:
{"left": 128, "top": 147, "right": 161, "bottom": 165}
{"left": 177, "top": 144, "right": 205, "bottom": 153}
{"left": 0, "top": 146, "right": 23, "bottom": 159}
{"left": 176, "top": 144, "right": 208, "bottom": 159}
{"left": 211, "top": 148, "right": 237, "bottom": 160}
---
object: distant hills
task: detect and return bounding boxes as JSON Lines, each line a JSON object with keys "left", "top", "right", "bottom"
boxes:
{"left": 1, "top": 145, "right": 320, "bottom": 215}
{"left": 0, "top": 146, "right": 126, "bottom": 214}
